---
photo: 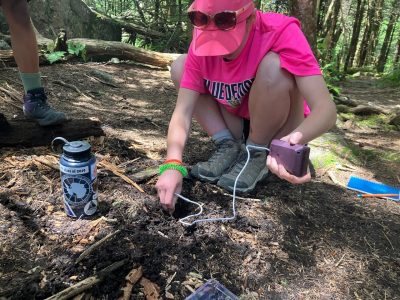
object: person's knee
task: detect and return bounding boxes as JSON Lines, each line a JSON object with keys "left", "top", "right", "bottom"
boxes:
{"left": 170, "top": 54, "right": 187, "bottom": 88}
{"left": 256, "top": 52, "right": 294, "bottom": 92}
{"left": 2, "top": 0, "right": 31, "bottom": 29}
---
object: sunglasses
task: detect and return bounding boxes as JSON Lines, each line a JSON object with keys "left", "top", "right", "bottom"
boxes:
{"left": 187, "top": 2, "right": 254, "bottom": 31}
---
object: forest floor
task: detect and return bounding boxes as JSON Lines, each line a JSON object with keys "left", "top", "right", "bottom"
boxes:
{"left": 0, "top": 62, "right": 399, "bottom": 300}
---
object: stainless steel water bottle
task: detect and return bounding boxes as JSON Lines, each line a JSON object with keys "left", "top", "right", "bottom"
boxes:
{"left": 53, "top": 137, "right": 98, "bottom": 218}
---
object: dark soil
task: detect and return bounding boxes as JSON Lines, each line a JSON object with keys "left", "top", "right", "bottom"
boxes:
{"left": 0, "top": 62, "right": 399, "bottom": 299}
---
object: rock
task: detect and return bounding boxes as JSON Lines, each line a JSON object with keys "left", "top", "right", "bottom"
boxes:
{"left": 110, "top": 57, "right": 120, "bottom": 64}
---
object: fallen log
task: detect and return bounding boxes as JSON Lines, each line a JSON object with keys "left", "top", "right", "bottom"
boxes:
{"left": 0, "top": 116, "right": 104, "bottom": 147}
{"left": 86, "top": 6, "right": 164, "bottom": 39}
{"left": 68, "top": 38, "right": 179, "bottom": 68}
{"left": 0, "top": 50, "right": 48, "bottom": 67}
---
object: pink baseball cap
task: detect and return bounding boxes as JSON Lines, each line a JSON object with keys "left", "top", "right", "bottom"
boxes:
{"left": 190, "top": 0, "right": 255, "bottom": 56}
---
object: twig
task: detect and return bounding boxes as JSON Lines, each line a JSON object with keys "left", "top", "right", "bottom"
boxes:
{"left": 99, "top": 160, "right": 144, "bottom": 193}
{"left": 335, "top": 253, "right": 346, "bottom": 267}
{"left": 53, "top": 80, "right": 92, "bottom": 99}
{"left": 34, "top": 156, "right": 60, "bottom": 171}
{"left": 157, "top": 231, "right": 168, "bottom": 239}
{"left": 45, "top": 259, "right": 128, "bottom": 300}
{"left": 0, "top": 86, "right": 21, "bottom": 103}
{"left": 76, "top": 230, "right": 121, "bottom": 264}
{"left": 85, "top": 74, "right": 118, "bottom": 88}
{"left": 382, "top": 231, "right": 394, "bottom": 250}
{"left": 0, "top": 94, "right": 22, "bottom": 110}
{"left": 327, "top": 170, "right": 345, "bottom": 187}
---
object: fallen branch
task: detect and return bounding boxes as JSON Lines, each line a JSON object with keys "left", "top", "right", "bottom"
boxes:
{"left": 34, "top": 156, "right": 60, "bottom": 171}
{"left": 76, "top": 230, "right": 121, "bottom": 264}
{"left": 45, "top": 259, "right": 128, "bottom": 300}
{"left": 53, "top": 80, "right": 92, "bottom": 99}
{"left": 99, "top": 160, "right": 144, "bottom": 193}
{"left": 85, "top": 74, "right": 118, "bottom": 88}
{"left": 0, "top": 85, "right": 22, "bottom": 103}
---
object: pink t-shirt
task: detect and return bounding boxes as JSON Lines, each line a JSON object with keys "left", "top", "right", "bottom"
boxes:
{"left": 181, "top": 11, "right": 321, "bottom": 119}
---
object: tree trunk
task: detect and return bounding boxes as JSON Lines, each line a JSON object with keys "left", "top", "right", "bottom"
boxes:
{"left": 344, "top": 0, "right": 366, "bottom": 72}
{"left": 0, "top": 114, "right": 104, "bottom": 147}
{"left": 395, "top": 36, "right": 400, "bottom": 65}
{"left": 322, "top": 0, "right": 342, "bottom": 62}
{"left": 365, "top": 0, "right": 385, "bottom": 65}
{"left": 377, "top": 2, "right": 399, "bottom": 72}
{"left": 0, "top": 38, "right": 179, "bottom": 69}
{"left": 68, "top": 38, "right": 179, "bottom": 68}
{"left": 357, "top": 0, "right": 385, "bottom": 67}
{"left": 28, "top": 0, "right": 121, "bottom": 41}
{"left": 289, "top": 0, "right": 318, "bottom": 53}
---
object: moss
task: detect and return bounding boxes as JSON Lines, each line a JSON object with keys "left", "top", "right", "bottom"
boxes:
{"left": 311, "top": 152, "right": 339, "bottom": 169}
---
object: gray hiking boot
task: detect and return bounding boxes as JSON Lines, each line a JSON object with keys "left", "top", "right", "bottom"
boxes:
{"left": 217, "top": 144, "right": 269, "bottom": 193}
{"left": 23, "top": 88, "right": 67, "bottom": 126}
{"left": 191, "top": 139, "right": 241, "bottom": 183}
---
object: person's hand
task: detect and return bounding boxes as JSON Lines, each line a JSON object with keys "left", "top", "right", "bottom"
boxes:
{"left": 266, "top": 132, "right": 311, "bottom": 184}
{"left": 155, "top": 169, "right": 183, "bottom": 212}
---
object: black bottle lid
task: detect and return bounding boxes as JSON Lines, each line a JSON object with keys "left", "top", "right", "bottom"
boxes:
{"left": 63, "top": 141, "right": 92, "bottom": 160}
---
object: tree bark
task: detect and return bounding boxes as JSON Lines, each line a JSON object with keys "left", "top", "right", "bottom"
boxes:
{"left": 289, "top": 0, "right": 318, "bottom": 53}
{"left": 344, "top": 0, "right": 366, "bottom": 72}
{"left": 68, "top": 38, "right": 179, "bottom": 68}
{"left": 322, "top": 0, "right": 342, "bottom": 62}
{"left": 357, "top": 0, "right": 385, "bottom": 67}
{"left": 0, "top": 38, "right": 179, "bottom": 69}
{"left": 377, "top": 2, "right": 399, "bottom": 72}
{"left": 395, "top": 36, "right": 400, "bottom": 65}
{"left": 0, "top": 115, "right": 104, "bottom": 147}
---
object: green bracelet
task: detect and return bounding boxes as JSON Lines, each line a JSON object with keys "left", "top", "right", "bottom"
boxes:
{"left": 159, "top": 163, "right": 188, "bottom": 177}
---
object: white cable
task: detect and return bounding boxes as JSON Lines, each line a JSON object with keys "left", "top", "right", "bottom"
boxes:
{"left": 176, "top": 145, "right": 269, "bottom": 226}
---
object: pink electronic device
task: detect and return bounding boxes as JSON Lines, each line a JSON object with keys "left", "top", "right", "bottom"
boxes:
{"left": 269, "top": 139, "right": 310, "bottom": 177}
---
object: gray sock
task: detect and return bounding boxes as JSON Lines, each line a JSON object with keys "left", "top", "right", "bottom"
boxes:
{"left": 212, "top": 129, "right": 233, "bottom": 144}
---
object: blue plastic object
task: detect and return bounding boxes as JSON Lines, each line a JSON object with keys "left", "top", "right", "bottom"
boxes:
{"left": 347, "top": 176, "right": 400, "bottom": 201}
{"left": 185, "top": 279, "right": 240, "bottom": 300}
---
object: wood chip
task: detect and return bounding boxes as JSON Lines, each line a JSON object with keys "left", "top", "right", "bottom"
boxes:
{"left": 119, "top": 266, "right": 143, "bottom": 300}
{"left": 140, "top": 277, "right": 160, "bottom": 300}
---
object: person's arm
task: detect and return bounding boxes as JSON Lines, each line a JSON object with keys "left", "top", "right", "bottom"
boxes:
{"left": 267, "top": 75, "right": 337, "bottom": 184}
{"left": 292, "top": 75, "right": 337, "bottom": 144}
{"left": 156, "top": 88, "right": 199, "bottom": 211}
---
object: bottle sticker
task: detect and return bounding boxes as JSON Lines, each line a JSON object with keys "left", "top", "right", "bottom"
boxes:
{"left": 60, "top": 165, "right": 89, "bottom": 175}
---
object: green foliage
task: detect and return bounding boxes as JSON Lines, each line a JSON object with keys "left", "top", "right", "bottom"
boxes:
{"left": 68, "top": 42, "right": 87, "bottom": 61}
{"left": 379, "top": 68, "right": 400, "bottom": 87}
{"left": 45, "top": 51, "right": 66, "bottom": 64}
{"left": 44, "top": 42, "right": 88, "bottom": 64}
{"left": 320, "top": 62, "right": 342, "bottom": 96}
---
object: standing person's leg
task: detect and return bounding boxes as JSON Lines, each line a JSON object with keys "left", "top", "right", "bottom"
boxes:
{"left": 170, "top": 55, "right": 243, "bottom": 182}
{"left": 1, "top": 0, "right": 66, "bottom": 126}
{"left": 217, "top": 52, "right": 304, "bottom": 192}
